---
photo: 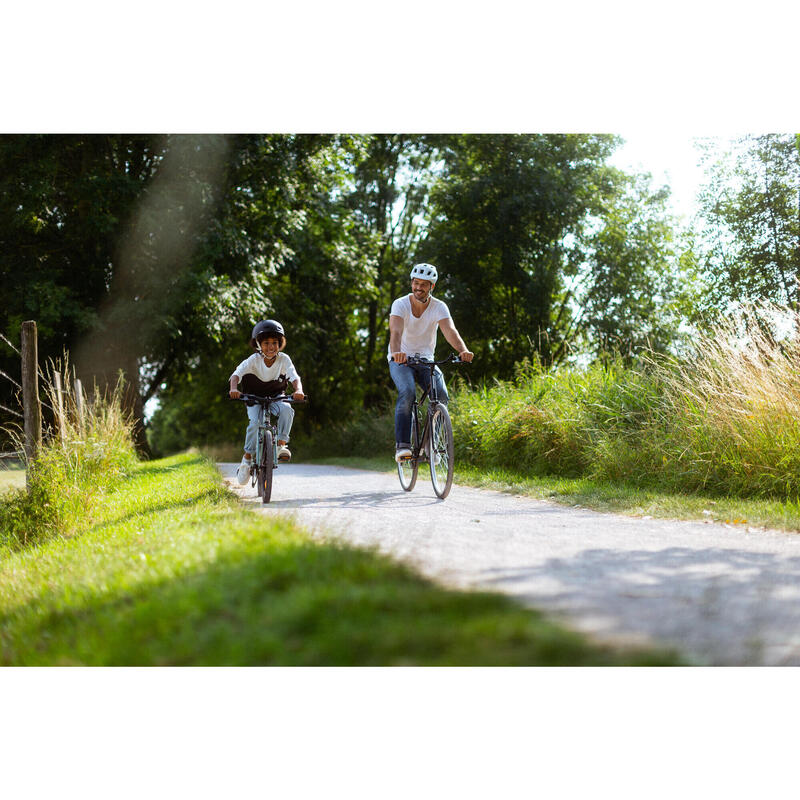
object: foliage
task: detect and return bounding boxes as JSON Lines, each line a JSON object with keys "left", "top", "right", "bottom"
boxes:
{"left": 575, "top": 171, "right": 694, "bottom": 360}
{"left": 0, "top": 134, "right": 168, "bottom": 451}
{"left": 0, "top": 135, "right": 325, "bottom": 452}
{"left": 0, "top": 367, "right": 137, "bottom": 552}
{"left": 2, "top": 133, "right": 696, "bottom": 456}
{"left": 422, "top": 135, "right": 605, "bottom": 372}
{"left": 696, "top": 134, "right": 800, "bottom": 312}
{"left": 447, "top": 357, "right": 663, "bottom": 479}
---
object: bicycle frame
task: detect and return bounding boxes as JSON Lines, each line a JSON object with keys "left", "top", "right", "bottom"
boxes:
{"left": 403, "top": 354, "right": 456, "bottom": 463}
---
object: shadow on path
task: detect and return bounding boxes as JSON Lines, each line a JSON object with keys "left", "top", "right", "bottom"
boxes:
{"left": 476, "top": 546, "right": 800, "bottom": 665}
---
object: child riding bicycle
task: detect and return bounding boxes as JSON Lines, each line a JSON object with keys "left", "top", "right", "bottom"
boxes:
{"left": 388, "top": 263, "right": 473, "bottom": 463}
{"left": 229, "top": 319, "right": 304, "bottom": 484}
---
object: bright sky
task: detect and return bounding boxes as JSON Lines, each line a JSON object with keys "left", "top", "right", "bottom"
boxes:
{"left": 609, "top": 134, "right": 715, "bottom": 225}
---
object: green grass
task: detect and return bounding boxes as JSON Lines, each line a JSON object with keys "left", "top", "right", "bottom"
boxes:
{"left": 0, "top": 452, "right": 679, "bottom": 665}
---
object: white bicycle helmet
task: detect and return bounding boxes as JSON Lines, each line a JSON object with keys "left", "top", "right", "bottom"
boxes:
{"left": 410, "top": 262, "right": 438, "bottom": 283}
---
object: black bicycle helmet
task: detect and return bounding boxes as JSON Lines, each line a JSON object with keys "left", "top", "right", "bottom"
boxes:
{"left": 250, "top": 319, "right": 286, "bottom": 350}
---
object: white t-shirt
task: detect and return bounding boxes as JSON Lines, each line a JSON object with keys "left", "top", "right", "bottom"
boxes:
{"left": 229, "top": 351, "right": 300, "bottom": 384}
{"left": 387, "top": 295, "right": 452, "bottom": 361}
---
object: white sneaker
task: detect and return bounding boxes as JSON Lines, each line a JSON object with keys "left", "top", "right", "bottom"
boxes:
{"left": 395, "top": 447, "right": 412, "bottom": 463}
{"left": 277, "top": 444, "right": 292, "bottom": 462}
{"left": 236, "top": 458, "right": 251, "bottom": 484}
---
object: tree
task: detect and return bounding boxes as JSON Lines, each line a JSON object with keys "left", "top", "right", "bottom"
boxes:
{"left": 0, "top": 134, "right": 168, "bottom": 447}
{"left": 697, "top": 134, "right": 800, "bottom": 312}
{"left": 0, "top": 135, "right": 324, "bottom": 453}
{"left": 421, "top": 134, "right": 622, "bottom": 377}
{"left": 571, "top": 170, "right": 690, "bottom": 360}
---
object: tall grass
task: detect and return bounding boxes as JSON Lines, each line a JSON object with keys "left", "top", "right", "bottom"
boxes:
{"left": 642, "top": 304, "right": 800, "bottom": 497}
{"left": 0, "top": 360, "right": 137, "bottom": 552}
{"left": 449, "top": 359, "right": 663, "bottom": 479}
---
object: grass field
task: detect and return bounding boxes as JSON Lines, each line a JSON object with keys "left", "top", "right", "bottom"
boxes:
{"left": 0, "top": 452, "right": 679, "bottom": 665}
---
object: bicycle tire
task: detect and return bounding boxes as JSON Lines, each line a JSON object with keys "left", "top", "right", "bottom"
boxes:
{"left": 258, "top": 427, "right": 274, "bottom": 503}
{"left": 397, "top": 415, "right": 419, "bottom": 492}
{"left": 255, "top": 431, "right": 264, "bottom": 499}
{"left": 429, "top": 404, "right": 454, "bottom": 499}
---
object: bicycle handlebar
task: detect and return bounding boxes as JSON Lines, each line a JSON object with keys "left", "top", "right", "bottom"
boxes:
{"left": 230, "top": 393, "right": 308, "bottom": 405}
{"left": 402, "top": 354, "right": 467, "bottom": 367}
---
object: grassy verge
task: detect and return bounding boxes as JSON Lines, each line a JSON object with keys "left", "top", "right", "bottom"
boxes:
{"left": 0, "top": 451, "right": 680, "bottom": 665}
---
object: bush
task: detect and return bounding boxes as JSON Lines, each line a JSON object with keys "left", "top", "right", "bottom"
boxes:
{"left": 0, "top": 366, "right": 137, "bottom": 552}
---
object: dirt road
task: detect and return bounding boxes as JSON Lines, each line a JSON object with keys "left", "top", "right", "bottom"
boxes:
{"left": 218, "top": 462, "right": 800, "bottom": 665}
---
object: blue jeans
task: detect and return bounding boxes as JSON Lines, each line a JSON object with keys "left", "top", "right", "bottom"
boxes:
{"left": 243, "top": 401, "right": 294, "bottom": 456}
{"left": 389, "top": 360, "right": 448, "bottom": 449}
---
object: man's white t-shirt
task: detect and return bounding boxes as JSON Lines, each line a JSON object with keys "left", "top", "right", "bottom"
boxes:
{"left": 229, "top": 351, "right": 300, "bottom": 384}
{"left": 387, "top": 295, "right": 452, "bottom": 361}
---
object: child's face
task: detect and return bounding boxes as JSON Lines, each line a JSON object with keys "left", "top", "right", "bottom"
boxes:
{"left": 259, "top": 337, "right": 281, "bottom": 358}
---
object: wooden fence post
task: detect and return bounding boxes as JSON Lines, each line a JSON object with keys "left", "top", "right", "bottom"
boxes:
{"left": 74, "top": 377, "right": 85, "bottom": 433}
{"left": 53, "top": 372, "right": 66, "bottom": 443}
{"left": 21, "top": 321, "right": 41, "bottom": 485}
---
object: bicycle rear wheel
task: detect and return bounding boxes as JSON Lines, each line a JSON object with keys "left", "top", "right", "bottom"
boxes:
{"left": 397, "top": 417, "right": 419, "bottom": 492}
{"left": 257, "top": 427, "right": 274, "bottom": 503}
{"left": 429, "top": 404, "right": 454, "bottom": 499}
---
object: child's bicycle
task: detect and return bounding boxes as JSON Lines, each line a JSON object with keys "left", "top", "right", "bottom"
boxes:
{"left": 396, "top": 354, "right": 466, "bottom": 500}
{"left": 232, "top": 392, "right": 306, "bottom": 503}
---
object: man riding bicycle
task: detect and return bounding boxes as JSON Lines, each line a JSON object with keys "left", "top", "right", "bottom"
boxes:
{"left": 388, "top": 263, "right": 473, "bottom": 463}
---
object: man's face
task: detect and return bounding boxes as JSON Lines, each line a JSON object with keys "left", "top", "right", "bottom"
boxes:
{"left": 411, "top": 278, "right": 433, "bottom": 302}
{"left": 259, "top": 337, "right": 281, "bottom": 359}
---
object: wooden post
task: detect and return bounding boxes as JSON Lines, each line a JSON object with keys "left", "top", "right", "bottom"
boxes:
{"left": 21, "top": 321, "right": 41, "bottom": 484}
{"left": 74, "top": 377, "right": 85, "bottom": 433}
{"left": 53, "top": 371, "right": 66, "bottom": 443}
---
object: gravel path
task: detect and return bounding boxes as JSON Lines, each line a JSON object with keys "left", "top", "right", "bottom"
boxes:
{"left": 218, "top": 462, "right": 800, "bottom": 665}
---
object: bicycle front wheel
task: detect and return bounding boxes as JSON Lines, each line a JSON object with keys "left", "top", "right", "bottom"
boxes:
{"left": 257, "top": 427, "right": 274, "bottom": 503}
{"left": 397, "top": 416, "right": 419, "bottom": 492}
{"left": 429, "top": 404, "right": 454, "bottom": 499}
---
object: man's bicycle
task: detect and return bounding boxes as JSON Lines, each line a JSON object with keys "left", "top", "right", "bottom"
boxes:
{"left": 232, "top": 392, "right": 306, "bottom": 503}
{"left": 396, "top": 354, "right": 465, "bottom": 500}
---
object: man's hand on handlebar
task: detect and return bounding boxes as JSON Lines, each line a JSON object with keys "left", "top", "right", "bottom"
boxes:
{"left": 458, "top": 350, "right": 474, "bottom": 363}
{"left": 229, "top": 389, "right": 241, "bottom": 399}
{"left": 293, "top": 391, "right": 305, "bottom": 402}
{"left": 392, "top": 352, "right": 407, "bottom": 364}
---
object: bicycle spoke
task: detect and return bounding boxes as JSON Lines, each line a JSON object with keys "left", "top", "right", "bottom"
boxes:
{"left": 429, "top": 405, "right": 454, "bottom": 499}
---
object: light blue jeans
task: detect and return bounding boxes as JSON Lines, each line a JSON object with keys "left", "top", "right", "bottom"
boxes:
{"left": 389, "top": 359, "right": 448, "bottom": 449}
{"left": 243, "top": 401, "right": 294, "bottom": 456}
